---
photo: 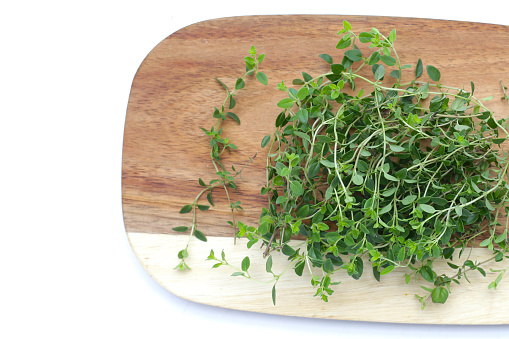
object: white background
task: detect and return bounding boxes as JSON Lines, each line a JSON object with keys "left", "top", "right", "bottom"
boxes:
{"left": 1, "top": 1, "right": 508, "bottom": 338}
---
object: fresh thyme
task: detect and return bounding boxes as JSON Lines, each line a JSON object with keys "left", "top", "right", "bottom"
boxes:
{"left": 175, "top": 22, "right": 509, "bottom": 309}
{"left": 173, "top": 46, "right": 266, "bottom": 271}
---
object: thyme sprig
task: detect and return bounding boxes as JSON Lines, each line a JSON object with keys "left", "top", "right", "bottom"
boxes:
{"left": 251, "top": 22, "right": 509, "bottom": 307}
{"left": 173, "top": 22, "right": 509, "bottom": 309}
{"left": 173, "top": 46, "right": 267, "bottom": 271}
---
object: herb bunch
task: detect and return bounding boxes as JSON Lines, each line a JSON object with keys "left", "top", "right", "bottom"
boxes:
{"left": 238, "top": 22, "right": 509, "bottom": 307}
{"left": 173, "top": 46, "right": 267, "bottom": 271}
{"left": 171, "top": 22, "right": 509, "bottom": 309}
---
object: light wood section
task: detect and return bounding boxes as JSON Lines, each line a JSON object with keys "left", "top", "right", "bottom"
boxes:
{"left": 128, "top": 232, "right": 509, "bottom": 324}
{"left": 122, "top": 15, "right": 509, "bottom": 323}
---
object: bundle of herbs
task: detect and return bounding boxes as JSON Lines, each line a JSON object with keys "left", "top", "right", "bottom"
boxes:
{"left": 176, "top": 22, "right": 509, "bottom": 309}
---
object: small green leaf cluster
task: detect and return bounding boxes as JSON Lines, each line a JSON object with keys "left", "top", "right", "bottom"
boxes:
{"left": 254, "top": 21, "right": 509, "bottom": 306}
{"left": 207, "top": 249, "right": 286, "bottom": 305}
{"left": 173, "top": 46, "right": 267, "bottom": 271}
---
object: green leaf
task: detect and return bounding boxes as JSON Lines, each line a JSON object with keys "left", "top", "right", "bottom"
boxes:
{"left": 381, "top": 265, "right": 395, "bottom": 275}
{"left": 296, "top": 108, "right": 309, "bottom": 124}
{"left": 452, "top": 98, "right": 467, "bottom": 112}
{"left": 430, "top": 137, "right": 441, "bottom": 147}
{"left": 487, "top": 117, "right": 498, "bottom": 129}
{"left": 336, "top": 36, "right": 351, "bottom": 49}
{"left": 373, "top": 64, "right": 385, "bottom": 80}
{"left": 417, "top": 197, "right": 430, "bottom": 204}
{"left": 320, "top": 159, "right": 336, "bottom": 168}
{"left": 345, "top": 49, "right": 362, "bottom": 62}
{"left": 212, "top": 108, "right": 222, "bottom": 119}
{"left": 275, "top": 196, "right": 286, "bottom": 205}
{"left": 277, "top": 98, "right": 294, "bottom": 109}
{"left": 241, "top": 256, "right": 251, "bottom": 272}
{"left": 280, "top": 167, "right": 291, "bottom": 177}
{"left": 282, "top": 245, "right": 296, "bottom": 256}
{"left": 256, "top": 71, "right": 268, "bottom": 85}
{"left": 492, "top": 138, "right": 506, "bottom": 145}
{"left": 397, "top": 247, "right": 406, "bottom": 261}
{"left": 401, "top": 195, "right": 417, "bottom": 205}
{"left": 390, "top": 70, "right": 400, "bottom": 80}
{"left": 351, "top": 257, "right": 364, "bottom": 280}
{"left": 431, "top": 197, "right": 448, "bottom": 206}
{"left": 419, "top": 204, "right": 436, "bottom": 214}
{"left": 380, "top": 55, "right": 396, "bottom": 66}
{"left": 235, "top": 78, "right": 245, "bottom": 90}
{"left": 231, "top": 272, "right": 245, "bottom": 277}
{"left": 331, "top": 63, "right": 345, "bottom": 75}
{"left": 323, "top": 258, "right": 334, "bottom": 273}
{"left": 415, "top": 59, "right": 423, "bottom": 78}
{"left": 357, "top": 159, "right": 369, "bottom": 172}
{"left": 198, "top": 178, "right": 206, "bottom": 186}
{"left": 206, "top": 192, "right": 214, "bottom": 206}
{"left": 197, "top": 204, "right": 210, "bottom": 211}
{"left": 266, "top": 255, "right": 273, "bottom": 273}
{"left": 426, "top": 65, "right": 441, "bottom": 82}
{"left": 179, "top": 205, "right": 193, "bottom": 214}
{"left": 229, "top": 95, "right": 236, "bottom": 109}
{"left": 382, "top": 187, "right": 397, "bottom": 197}
{"left": 373, "top": 266, "right": 381, "bottom": 282}
{"left": 485, "top": 199, "right": 495, "bottom": 211}
{"left": 395, "top": 168, "right": 407, "bottom": 179}
{"left": 215, "top": 77, "right": 229, "bottom": 92}
{"left": 290, "top": 181, "right": 304, "bottom": 196}
{"left": 420, "top": 266, "right": 435, "bottom": 282}
{"left": 261, "top": 135, "right": 271, "bottom": 148}
{"left": 177, "top": 249, "right": 188, "bottom": 259}
{"left": 454, "top": 205, "right": 463, "bottom": 217}
{"left": 272, "top": 175, "right": 285, "bottom": 186}
{"left": 383, "top": 172, "right": 399, "bottom": 182}
{"left": 194, "top": 229, "right": 207, "bottom": 242}
{"left": 388, "top": 29, "right": 397, "bottom": 43}
{"left": 447, "top": 262, "right": 459, "bottom": 269}
{"left": 297, "top": 204, "right": 310, "bottom": 218}
{"left": 359, "top": 32, "right": 374, "bottom": 43}
{"left": 368, "top": 51, "right": 380, "bottom": 65}
{"left": 301, "top": 72, "right": 313, "bottom": 83}
{"left": 479, "top": 238, "right": 492, "bottom": 247}
{"left": 389, "top": 144, "right": 405, "bottom": 152}
{"left": 227, "top": 112, "right": 240, "bottom": 124}
{"left": 431, "top": 286, "right": 449, "bottom": 304}
{"left": 352, "top": 174, "right": 364, "bottom": 186}
{"left": 495, "top": 232, "right": 507, "bottom": 243}
{"left": 297, "top": 87, "right": 308, "bottom": 100}
{"left": 272, "top": 284, "right": 277, "bottom": 305}
{"left": 294, "top": 261, "right": 305, "bottom": 276}
{"left": 360, "top": 149, "right": 371, "bottom": 157}
{"left": 317, "top": 135, "right": 333, "bottom": 143}
{"left": 405, "top": 274, "right": 411, "bottom": 284}
{"left": 275, "top": 111, "right": 287, "bottom": 127}
{"left": 172, "top": 226, "right": 189, "bottom": 232}
{"left": 319, "top": 53, "right": 333, "bottom": 64}
{"left": 379, "top": 204, "right": 392, "bottom": 215}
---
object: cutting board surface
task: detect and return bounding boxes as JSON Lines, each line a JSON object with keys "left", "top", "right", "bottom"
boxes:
{"left": 122, "top": 15, "right": 509, "bottom": 324}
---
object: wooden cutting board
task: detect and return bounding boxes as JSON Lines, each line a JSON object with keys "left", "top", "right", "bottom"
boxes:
{"left": 122, "top": 15, "right": 509, "bottom": 324}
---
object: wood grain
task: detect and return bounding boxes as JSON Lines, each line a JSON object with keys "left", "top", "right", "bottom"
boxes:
{"left": 127, "top": 232, "right": 509, "bottom": 324}
{"left": 122, "top": 15, "right": 509, "bottom": 323}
